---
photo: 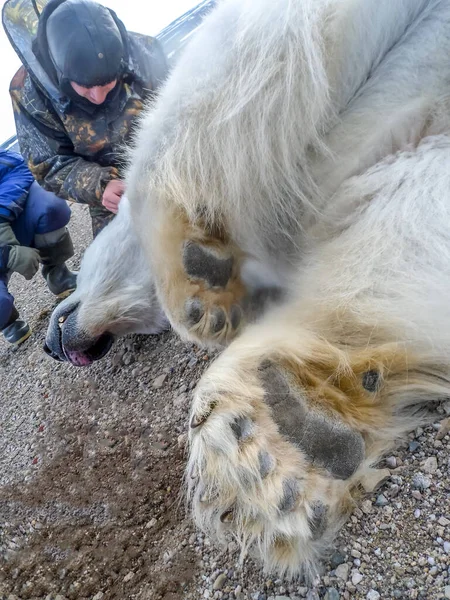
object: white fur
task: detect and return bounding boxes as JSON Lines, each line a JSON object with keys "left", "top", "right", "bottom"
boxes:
{"left": 123, "top": 0, "right": 450, "bottom": 576}
{"left": 127, "top": 0, "right": 450, "bottom": 284}
{"left": 65, "top": 197, "right": 166, "bottom": 337}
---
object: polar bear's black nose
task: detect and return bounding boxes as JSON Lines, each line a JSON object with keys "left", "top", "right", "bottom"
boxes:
{"left": 43, "top": 341, "right": 64, "bottom": 361}
{"left": 43, "top": 298, "right": 80, "bottom": 363}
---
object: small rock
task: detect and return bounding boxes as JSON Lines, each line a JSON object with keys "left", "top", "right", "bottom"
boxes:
{"left": 324, "top": 589, "right": 339, "bottom": 600}
{"left": 361, "top": 500, "right": 373, "bottom": 514}
{"left": 409, "top": 441, "right": 420, "bottom": 452}
{"left": 375, "top": 494, "right": 389, "bottom": 507}
{"left": 146, "top": 518, "right": 157, "bottom": 529}
{"left": 213, "top": 573, "right": 227, "bottom": 590}
{"left": 405, "top": 578, "right": 416, "bottom": 589}
{"left": 444, "top": 586, "right": 450, "bottom": 599}
{"left": 123, "top": 353, "right": 135, "bottom": 366}
{"left": 351, "top": 549, "right": 361, "bottom": 558}
{"left": 335, "top": 563, "right": 350, "bottom": 581}
{"left": 330, "top": 551, "right": 346, "bottom": 568}
{"left": 367, "top": 591, "right": 380, "bottom": 600}
{"left": 444, "top": 541, "right": 450, "bottom": 553}
{"left": 153, "top": 374, "right": 168, "bottom": 389}
{"left": 414, "top": 509, "right": 421, "bottom": 518}
{"left": 305, "top": 593, "right": 319, "bottom": 600}
{"left": 389, "top": 484, "right": 400, "bottom": 498}
{"left": 437, "top": 417, "right": 450, "bottom": 440}
{"left": 123, "top": 571, "right": 134, "bottom": 583}
{"left": 351, "top": 572, "right": 363, "bottom": 585}
{"left": 422, "top": 456, "right": 438, "bottom": 474}
{"left": 386, "top": 456, "right": 397, "bottom": 469}
{"left": 412, "top": 474, "right": 431, "bottom": 490}
{"left": 173, "top": 393, "right": 189, "bottom": 408}
{"left": 360, "top": 468, "right": 391, "bottom": 493}
{"left": 92, "top": 594, "right": 104, "bottom": 600}
{"left": 438, "top": 516, "right": 450, "bottom": 527}
{"left": 411, "top": 490, "right": 422, "bottom": 500}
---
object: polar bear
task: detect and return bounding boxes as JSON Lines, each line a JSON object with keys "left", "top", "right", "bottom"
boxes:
{"left": 44, "top": 198, "right": 167, "bottom": 366}
{"left": 124, "top": 0, "right": 450, "bottom": 577}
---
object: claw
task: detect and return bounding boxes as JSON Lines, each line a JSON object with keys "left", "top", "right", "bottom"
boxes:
{"left": 220, "top": 508, "right": 234, "bottom": 523}
{"left": 190, "top": 402, "right": 216, "bottom": 429}
{"left": 200, "top": 489, "right": 218, "bottom": 503}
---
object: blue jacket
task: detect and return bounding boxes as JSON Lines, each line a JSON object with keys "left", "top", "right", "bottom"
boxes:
{"left": 0, "top": 149, "right": 34, "bottom": 223}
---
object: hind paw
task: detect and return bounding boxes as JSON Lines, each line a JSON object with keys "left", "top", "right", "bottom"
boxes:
{"left": 186, "top": 349, "right": 375, "bottom": 576}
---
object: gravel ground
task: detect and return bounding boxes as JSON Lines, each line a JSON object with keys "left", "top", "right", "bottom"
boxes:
{"left": 0, "top": 204, "right": 449, "bottom": 600}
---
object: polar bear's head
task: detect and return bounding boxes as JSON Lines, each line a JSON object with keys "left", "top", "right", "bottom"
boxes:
{"left": 44, "top": 197, "right": 168, "bottom": 366}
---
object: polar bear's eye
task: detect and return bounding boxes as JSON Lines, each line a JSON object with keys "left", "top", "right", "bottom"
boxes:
{"left": 362, "top": 370, "right": 381, "bottom": 392}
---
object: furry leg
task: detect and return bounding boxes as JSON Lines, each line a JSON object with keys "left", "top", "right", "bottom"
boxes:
{"left": 186, "top": 305, "right": 448, "bottom": 577}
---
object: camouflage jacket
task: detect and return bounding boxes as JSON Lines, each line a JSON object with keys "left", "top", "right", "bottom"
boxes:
{"left": 9, "top": 30, "right": 167, "bottom": 216}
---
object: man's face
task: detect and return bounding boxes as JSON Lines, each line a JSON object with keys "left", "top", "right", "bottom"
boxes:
{"left": 70, "top": 80, "right": 118, "bottom": 105}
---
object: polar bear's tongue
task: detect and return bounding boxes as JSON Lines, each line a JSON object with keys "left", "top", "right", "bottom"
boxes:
{"left": 64, "top": 350, "right": 95, "bottom": 367}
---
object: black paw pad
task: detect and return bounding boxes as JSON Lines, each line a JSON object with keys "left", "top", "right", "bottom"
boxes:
{"left": 362, "top": 370, "right": 381, "bottom": 392}
{"left": 309, "top": 501, "right": 327, "bottom": 539}
{"left": 258, "top": 450, "right": 274, "bottom": 478}
{"left": 185, "top": 298, "right": 205, "bottom": 325}
{"left": 211, "top": 307, "right": 226, "bottom": 333}
{"left": 230, "top": 416, "right": 253, "bottom": 441}
{"left": 278, "top": 479, "right": 299, "bottom": 512}
{"left": 183, "top": 242, "right": 233, "bottom": 288}
{"left": 260, "top": 363, "right": 365, "bottom": 480}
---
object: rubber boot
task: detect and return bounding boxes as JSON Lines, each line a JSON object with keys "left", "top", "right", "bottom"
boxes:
{"left": 42, "top": 264, "right": 77, "bottom": 298}
{"left": 1, "top": 306, "right": 31, "bottom": 345}
{"left": 37, "top": 229, "right": 78, "bottom": 298}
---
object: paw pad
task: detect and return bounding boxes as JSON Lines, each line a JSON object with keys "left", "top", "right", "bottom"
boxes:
{"left": 278, "top": 479, "right": 299, "bottom": 512}
{"left": 183, "top": 242, "right": 233, "bottom": 288}
{"left": 230, "top": 416, "right": 254, "bottom": 442}
{"left": 260, "top": 362, "right": 365, "bottom": 480}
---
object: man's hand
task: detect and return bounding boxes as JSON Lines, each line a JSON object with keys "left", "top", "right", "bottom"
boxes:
{"left": 102, "top": 179, "right": 125, "bottom": 214}
{"left": 7, "top": 246, "right": 41, "bottom": 280}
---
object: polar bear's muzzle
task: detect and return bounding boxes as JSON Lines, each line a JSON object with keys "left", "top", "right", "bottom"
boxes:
{"left": 44, "top": 299, "right": 114, "bottom": 367}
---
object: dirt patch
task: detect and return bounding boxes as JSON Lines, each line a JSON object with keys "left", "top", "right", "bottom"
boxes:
{"left": 0, "top": 419, "right": 196, "bottom": 600}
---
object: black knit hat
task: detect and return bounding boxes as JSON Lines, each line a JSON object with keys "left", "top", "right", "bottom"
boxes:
{"left": 46, "top": 0, "right": 125, "bottom": 87}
